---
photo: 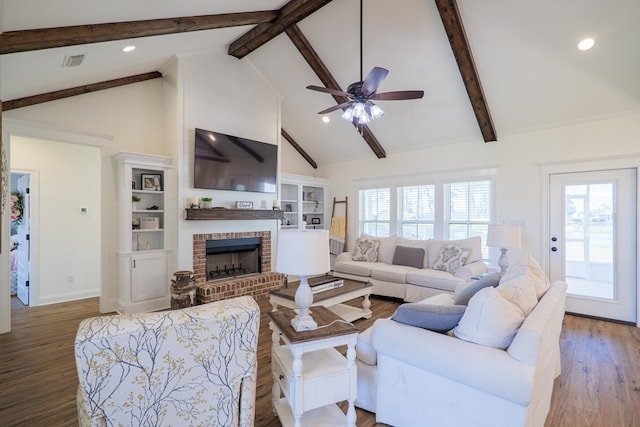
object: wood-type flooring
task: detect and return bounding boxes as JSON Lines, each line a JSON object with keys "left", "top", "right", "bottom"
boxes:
{"left": 0, "top": 294, "right": 639, "bottom": 426}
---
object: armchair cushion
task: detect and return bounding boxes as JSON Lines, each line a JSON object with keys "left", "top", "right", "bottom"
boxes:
{"left": 75, "top": 296, "right": 260, "bottom": 427}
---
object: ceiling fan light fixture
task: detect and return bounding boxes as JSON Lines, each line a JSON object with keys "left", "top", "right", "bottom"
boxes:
{"left": 369, "top": 102, "right": 384, "bottom": 120}
{"left": 341, "top": 106, "right": 356, "bottom": 121}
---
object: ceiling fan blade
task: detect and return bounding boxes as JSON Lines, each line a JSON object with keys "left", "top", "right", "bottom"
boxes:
{"left": 372, "top": 90, "right": 425, "bottom": 101}
{"left": 317, "top": 102, "right": 353, "bottom": 115}
{"left": 306, "top": 85, "right": 350, "bottom": 97}
{"left": 361, "top": 67, "right": 389, "bottom": 96}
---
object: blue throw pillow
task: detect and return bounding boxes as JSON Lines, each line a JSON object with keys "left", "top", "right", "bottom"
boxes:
{"left": 391, "top": 303, "right": 466, "bottom": 333}
{"left": 453, "top": 272, "right": 501, "bottom": 306}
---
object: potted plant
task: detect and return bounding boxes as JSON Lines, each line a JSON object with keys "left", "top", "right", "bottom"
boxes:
{"left": 201, "top": 197, "right": 213, "bottom": 208}
{"left": 132, "top": 195, "right": 141, "bottom": 210}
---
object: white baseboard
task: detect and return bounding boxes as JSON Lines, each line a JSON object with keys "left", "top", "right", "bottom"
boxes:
{"left": 35, "top": 289, "right": 101, "bottom": 306}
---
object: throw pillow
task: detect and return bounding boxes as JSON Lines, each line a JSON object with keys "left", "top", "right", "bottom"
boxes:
{"left": 432, "top": 244, "right": 471, "bottom": 273}
{"left": 363, "top": 233, "right": 397, "bottom": 264}
{"left": 497, "top": 269, "right": 538, "bottom": 316}
{"left": 453, "top": 272, "right": 501, "bottom": 305}
{"left": 453, "top": 287, "right": 525, "bottom": 349}
{"left": 351, "top": 237, "right": 380, "bottom": 262}
{"left": 392, "top": 303, "right": 467, "bottom": 333}
{"left": 501, "top": 253, "right": 550, "bottom": 299}
{"left": 392, "top": 245, "right": 426, "bottom": 269}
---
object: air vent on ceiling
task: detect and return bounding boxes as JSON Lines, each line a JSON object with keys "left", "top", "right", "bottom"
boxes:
{"left": 61, "top": 53, "right": 86, "bottom": 68}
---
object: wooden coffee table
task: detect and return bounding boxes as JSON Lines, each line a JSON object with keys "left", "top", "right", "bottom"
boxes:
{"left": 270, "top": 276, "right": 373, "bottom": 322}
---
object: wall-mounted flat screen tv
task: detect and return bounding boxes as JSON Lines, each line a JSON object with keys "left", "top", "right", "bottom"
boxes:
{"left": 194, "top": 128, "right": 278, "bottom": 193}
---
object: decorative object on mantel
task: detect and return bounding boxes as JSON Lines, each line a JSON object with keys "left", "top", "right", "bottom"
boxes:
{"left": 185, "top": 208, "right": 284, "bottom": 221}
{"left": 236, "top": 201, "right": 253, "bottom": 209}
{"left": 170, "top": 270, "right": 196, "bottom": 309}
{"left": 487, "top": 224, "right": 522, "bottom": 275}
{"left": 276, "top": 224, "right": 330, "bottom": 331}
{"left": 189, "top": 197, "right": 200, "bottom": 209}
{"left": 201, "top": 197, "right": 213, "bottom": 208}
{"left": 272, "top": 199, "right": 279, "bottom": 210}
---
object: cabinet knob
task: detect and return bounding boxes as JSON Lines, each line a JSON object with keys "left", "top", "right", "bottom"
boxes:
{"left": 279, "top": 374, "right": 284, "bottom": 380}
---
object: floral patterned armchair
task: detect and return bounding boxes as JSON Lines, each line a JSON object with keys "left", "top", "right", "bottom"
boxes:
{"left": 74, "top": 295, "right": 259, "bottom": 427}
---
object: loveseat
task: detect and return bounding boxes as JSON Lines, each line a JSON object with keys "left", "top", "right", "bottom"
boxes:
{"left": 333, "top": 234, "right": 488, "bottom": 302}
{"left": 355, "top": 255, "right": 567, "bottom": 427}
{"left": 74, "top": 295, "right": 260, "bottom": 427}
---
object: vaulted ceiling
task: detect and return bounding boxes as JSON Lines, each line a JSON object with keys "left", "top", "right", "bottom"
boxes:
{"left": 1, "top": 0, "right": 639, "bottom": 166}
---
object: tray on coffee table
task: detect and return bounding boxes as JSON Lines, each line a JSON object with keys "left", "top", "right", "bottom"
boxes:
{"left": 270, "top": 275, "right": 373, "bottom": 322}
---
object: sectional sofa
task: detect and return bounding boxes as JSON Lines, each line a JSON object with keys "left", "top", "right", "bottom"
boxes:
{"left": 355, "top": 255, "right": 567, "bottom": 427}
{"left": 333, "top": 234, "right": 488, "bottom": 302}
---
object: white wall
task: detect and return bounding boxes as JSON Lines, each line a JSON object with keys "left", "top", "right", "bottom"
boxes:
{"left": 11, "top": 135, "right": 101, "bottom": 304}
{"left": 3, "top": 80, "right": 164, "bottom": 314}
{"left": 172, "top": 50, "right": 282, "bottom": 271}
{"left": 319, "top": 112, "right": 640, "bottom": 266}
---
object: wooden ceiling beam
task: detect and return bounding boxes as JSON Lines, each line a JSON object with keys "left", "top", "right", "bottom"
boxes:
{"left": 0, "top": 12, "right": 277, "bottom": 55}
{"left": 281, "top": 129, "right": 318, "bottom": 169}
{"left": 3, "top": 72, "right": 162, "bottom": 111}
{"left": 434, "top": 0, "right": 497, "bottom": 142}
{"left": 228, "top": 0, "right": 334, "bottom": 59}
{"left": 285, "top": 24, "right": 386, "bottom": 159}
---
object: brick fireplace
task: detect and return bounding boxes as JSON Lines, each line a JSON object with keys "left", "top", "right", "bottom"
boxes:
{"left": 193, "top": 230, "right": 284, "bottom": 304}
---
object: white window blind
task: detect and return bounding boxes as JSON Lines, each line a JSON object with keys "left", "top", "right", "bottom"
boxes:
{"left": 359, "top": 187, "right": 391, "bottom": 236}
{"left": 445, "top": 180, "right": 492, "bottom": 258}
{"left": 398, "top": 184, "right": 436, "bottom": 239}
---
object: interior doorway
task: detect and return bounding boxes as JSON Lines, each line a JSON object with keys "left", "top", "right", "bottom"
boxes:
{"left": 548, "top": 168, "right": 637, "bottom": 323}
{"left": 10, "top": 172, "right": 32, "bottom": 306}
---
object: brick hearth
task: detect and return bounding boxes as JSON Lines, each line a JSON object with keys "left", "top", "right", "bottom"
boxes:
{"left": 193, "top": 231, "right": 284, "bottom": 304}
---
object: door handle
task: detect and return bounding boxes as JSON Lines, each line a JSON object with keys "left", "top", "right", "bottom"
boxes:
{"left": 551, "top": 247, "right": 558, "bottom": 252}
{"left": 551, "top": 237, "right": 557, "bottom": 242}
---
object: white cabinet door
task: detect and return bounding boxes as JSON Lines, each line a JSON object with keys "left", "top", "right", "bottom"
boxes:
{"left": 131, "top": 252, "right": 168, "bottom": 303}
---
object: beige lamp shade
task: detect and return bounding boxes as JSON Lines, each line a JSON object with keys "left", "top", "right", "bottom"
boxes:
{"left": 487, "top": 224, "right": 522, "bottom": 249}
{"left": 276, "top": 229, "right": 330, "bottom": 276}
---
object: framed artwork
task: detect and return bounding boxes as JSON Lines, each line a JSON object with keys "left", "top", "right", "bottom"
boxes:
{"left": 311, "top": 217, "right": 321, "bottom": 225}
{"left": 141, "top": 174, "right": 162, "bottom": 191}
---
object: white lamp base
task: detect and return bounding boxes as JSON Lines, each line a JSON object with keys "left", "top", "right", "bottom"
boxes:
{"left": 291, "top": 275, "right": 317, "bottom": 332}
{"left": 498, "top": 248, "right": 510, "bottom": 276}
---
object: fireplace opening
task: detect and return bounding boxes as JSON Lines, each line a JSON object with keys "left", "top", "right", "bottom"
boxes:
{"left": 206, "top": 237, "right": 261, "bottom": 281}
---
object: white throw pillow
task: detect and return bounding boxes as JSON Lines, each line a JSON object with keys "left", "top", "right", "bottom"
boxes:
{"left": 453, "top": 287, "right": 525, "bottom": 349}
{"left": 432, "top": 244, "right": 471, "bottom": 273}
{"left": 352, "top": 237, "right": 380, "bottom": 262}
{"left": 497, "top": 269, "right": 538, "bottom": 316}
{"left": 501, "top": 253, "right": 550, "bottom": 299}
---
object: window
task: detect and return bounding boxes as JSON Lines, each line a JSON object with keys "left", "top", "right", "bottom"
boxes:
{"left": 358, "top": 174, "right": 494, "bottom": 259}
{"left": 359, "top": 187, "right": 391, "bottom": 236}
{"left": 398, "top": 184, "right": 435, "bottom": 240}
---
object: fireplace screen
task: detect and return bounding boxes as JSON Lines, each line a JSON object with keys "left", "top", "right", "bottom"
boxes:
{"left": 205, "top": 237, "right": 261, "bottom": 280}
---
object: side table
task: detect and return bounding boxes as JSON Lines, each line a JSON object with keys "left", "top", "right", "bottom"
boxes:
{"left": 268, "top": 306, "right": 359, "bottom": 427}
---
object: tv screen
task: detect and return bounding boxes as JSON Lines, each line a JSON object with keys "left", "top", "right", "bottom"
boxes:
{"left": 194, "top": 128, "right": 277, "bottom": 193}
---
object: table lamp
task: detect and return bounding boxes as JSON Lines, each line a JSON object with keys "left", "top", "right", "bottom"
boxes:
{"left": 487, "top": 224, "right": 522, "bottom": 275}
{"left": 276, "top": 226, "right": 330, "bottom": 331}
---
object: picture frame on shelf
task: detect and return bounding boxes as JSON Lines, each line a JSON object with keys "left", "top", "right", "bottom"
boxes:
{"left": 141, "top": 174, "right": 162, "bottom": 191}
{"left": 311, "top": 217, "right": 321, "bottom": 225}
{"left": 236, "top": 201, "right": 253, "bottom": 209}
{"left": 284, "top": 203, "right": 293, "bottom": 212}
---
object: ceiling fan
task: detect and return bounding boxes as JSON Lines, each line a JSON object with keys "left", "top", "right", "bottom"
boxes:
{"left": 306, "top": 0, "right": 424, "bottom": 126}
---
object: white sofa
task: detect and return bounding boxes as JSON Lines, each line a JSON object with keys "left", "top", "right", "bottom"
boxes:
{"left": 334, "top": 235, "right": 488, "bottom": 302}
{"left": 355, "top": 256, "right": 567, "bottom": 427}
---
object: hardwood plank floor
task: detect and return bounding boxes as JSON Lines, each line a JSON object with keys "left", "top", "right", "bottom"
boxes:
{"left": 1, "top": 295, "right": 639, "bottom": 426}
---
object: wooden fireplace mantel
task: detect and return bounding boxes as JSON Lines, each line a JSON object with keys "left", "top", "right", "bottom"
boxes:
{"left": 185, "top": 208, "right": 285, "bottom": 221}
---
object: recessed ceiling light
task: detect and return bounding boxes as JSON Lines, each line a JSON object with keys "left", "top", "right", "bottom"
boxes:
{"left": 122, "top": 45, "right": 136, "bottom": 53}
{"left": 322, "top": 116, "right": 330, "bottom": 123}
{"left": 577, "top": 38, "right": 595, "bottom": 51}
